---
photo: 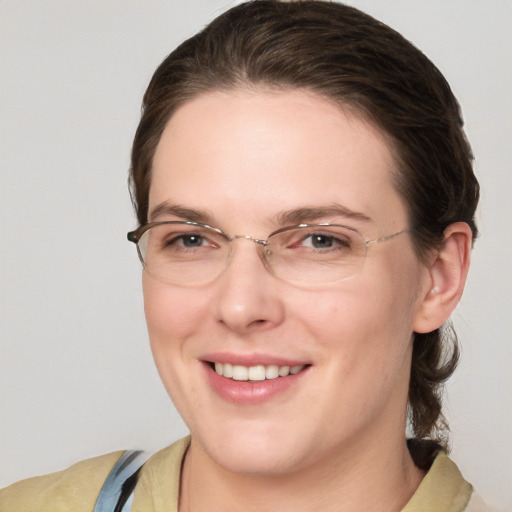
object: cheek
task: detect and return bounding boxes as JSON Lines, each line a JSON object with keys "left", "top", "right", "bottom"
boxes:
{"left": 142, "top": 276, "right": 214, "bottom": 409}
{"left": 297, "top": 259, "right": 421, "bottom": 372}
{"left": 299, "top": 282, "right": 413, "bottom": 345}
{"left": 142, "top": 276, "right": 209, "bottom": 358}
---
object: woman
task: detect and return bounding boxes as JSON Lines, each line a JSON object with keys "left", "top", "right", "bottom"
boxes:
{"left": 0, "top": 1, "right": 483, "bottom": 510}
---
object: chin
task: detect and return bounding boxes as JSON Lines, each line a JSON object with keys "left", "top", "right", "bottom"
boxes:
{"left": 191, "top": 420, "right": 312, "bottom": 477}
{"left": 207, "top": 444, "right": 302, "bottom": 477}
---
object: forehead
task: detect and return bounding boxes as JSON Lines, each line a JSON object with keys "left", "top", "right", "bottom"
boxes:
{"left": 150, "top": 89, "right": 406, "bottom": 231}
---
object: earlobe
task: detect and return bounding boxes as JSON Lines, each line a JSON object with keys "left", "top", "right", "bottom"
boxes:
{"left": 413, "top": 222, "right": 473, "bottom": 334}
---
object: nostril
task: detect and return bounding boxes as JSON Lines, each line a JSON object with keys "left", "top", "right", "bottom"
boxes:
{"left": 246, "top": 318, "right": 267, "bottom": 329}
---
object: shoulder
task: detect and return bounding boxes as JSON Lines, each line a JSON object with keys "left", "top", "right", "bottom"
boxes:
{"left": 0, "top": 451, "right": 124, "bottom": 512}
{"left": 131, "top": 437, "right": 190, "bottom": 512}
{"left": 0, "top": 438, "right": 191, "bottom": 512}
{"left": 404, "top": 443, "right": 473, "bottom": 511}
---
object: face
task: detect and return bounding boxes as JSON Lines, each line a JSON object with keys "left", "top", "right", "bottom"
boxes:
{"left": 144, "top": 89, "right": 432, "bottom": 476}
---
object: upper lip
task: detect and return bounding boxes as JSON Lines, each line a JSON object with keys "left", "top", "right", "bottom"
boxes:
{"left": 202, "top": 352, "right": 310, "bottom": 367}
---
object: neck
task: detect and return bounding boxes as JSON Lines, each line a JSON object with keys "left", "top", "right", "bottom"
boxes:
{"left": 179, "top": 427, "right": 424, "bottom": 512}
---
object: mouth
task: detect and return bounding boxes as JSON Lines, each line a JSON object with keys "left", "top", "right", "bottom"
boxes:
{"left": 202, "top": 354, "right": 311, "bottom": 404}
{"left": 211, "top": 362, "right": 307, "bottom": 381}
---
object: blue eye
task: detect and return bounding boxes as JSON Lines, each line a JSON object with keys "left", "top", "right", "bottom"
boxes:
{"left": 179, "top": 234, "right": 206, "bottom": 248}
{"left": 309, "top": 234, "right": 335, "bottom": 249}
{"left": 162, "top": 232, "right": 213, "bottom": 251}
{"left": 301, "top": 233, "right": 351, "bottom": 250}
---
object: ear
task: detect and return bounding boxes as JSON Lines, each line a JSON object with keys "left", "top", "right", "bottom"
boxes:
{"left": 413, "top": 222, "right": 473, "bottom": 334}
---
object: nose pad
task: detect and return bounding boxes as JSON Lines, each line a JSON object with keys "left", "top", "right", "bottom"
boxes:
{"left": 213, "top": 239, "right": 285, "bottom": 334}
{"left": 225, "top": 237, "right": 272, "bottom": 272}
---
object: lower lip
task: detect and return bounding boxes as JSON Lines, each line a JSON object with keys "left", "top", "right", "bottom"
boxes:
{"left": 204, "top": 363, "right": 309, "bottom": 405}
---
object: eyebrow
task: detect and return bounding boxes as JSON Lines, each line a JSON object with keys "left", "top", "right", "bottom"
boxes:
{"left": 149, "top": 201, "right": 372, "bottom": 226}
{"left": 273, "top": 204, "right": 372, "bottom": 225}
{"left": 149, "top": 202, "right": 212, "bottom": 223}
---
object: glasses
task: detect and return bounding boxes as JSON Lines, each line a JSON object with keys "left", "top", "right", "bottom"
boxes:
{"left": 127, "top": 221, "right": 406, "bottom": 288}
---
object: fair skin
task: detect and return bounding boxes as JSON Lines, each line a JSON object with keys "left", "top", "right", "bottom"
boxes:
{"left": 143, "top": 89, "right": 471, "bottom": 512}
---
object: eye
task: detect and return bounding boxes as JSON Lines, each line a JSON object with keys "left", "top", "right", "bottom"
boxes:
{"left": 174, "top": 233, "right": 208, "bottom": 248}
{"left": 139, "top": 224, "right": 225, "bottom": 265}
{"left": 270, "top": 225, "right": 360, "bottom": 257}
{"left": 303, "top": 233, "right": 349, "bottom": 249}
{"left": 298, "top": 231, "right": 352, "bottom": 250}
{"left": 164, "top": 232, "right": 213, "bottom": 250}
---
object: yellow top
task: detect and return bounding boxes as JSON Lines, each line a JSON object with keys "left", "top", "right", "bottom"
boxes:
{"left": 0, "top": 437, "right": 474, "bottom": 512}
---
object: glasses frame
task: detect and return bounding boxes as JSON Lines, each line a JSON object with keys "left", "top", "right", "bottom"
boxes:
{"left": 127, "top": 220, "right": 407, "bottom": 286}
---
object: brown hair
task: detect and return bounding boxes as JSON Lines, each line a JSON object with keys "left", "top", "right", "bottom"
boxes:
{"left": 129, "top": 0, "right": 479, "bottom": 447}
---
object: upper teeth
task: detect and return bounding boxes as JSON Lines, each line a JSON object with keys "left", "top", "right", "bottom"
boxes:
{"left": 214, "top": 363, "right": 305, "bottom": 381}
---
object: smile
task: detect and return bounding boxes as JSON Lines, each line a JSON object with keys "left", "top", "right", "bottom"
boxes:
{"left": 213, "top": 362, "right": 306, "bottom": 381}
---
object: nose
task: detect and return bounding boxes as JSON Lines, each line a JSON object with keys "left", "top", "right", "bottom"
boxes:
{"left": 212, "top": 239, "right": 285, "bottom": 335}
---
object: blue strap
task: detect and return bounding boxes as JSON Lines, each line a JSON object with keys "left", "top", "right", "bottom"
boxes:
{"left": 93, "top": 450, "right": 148, "bottom": 512}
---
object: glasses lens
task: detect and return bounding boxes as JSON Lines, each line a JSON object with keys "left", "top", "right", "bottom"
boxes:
{"left": 138, "top": 223, "right": 228, "bottom": 285}
{"left": 267, "top": 225, "right": 367, "bottom": 284}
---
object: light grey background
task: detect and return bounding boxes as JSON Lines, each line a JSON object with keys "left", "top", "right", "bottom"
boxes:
{"left": 1, "top": 0, "right": 511, "bottom": 509}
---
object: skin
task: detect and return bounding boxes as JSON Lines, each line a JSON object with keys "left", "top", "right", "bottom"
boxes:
{"left": 142, "top": 89, "right": 471, "bottom": 511}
